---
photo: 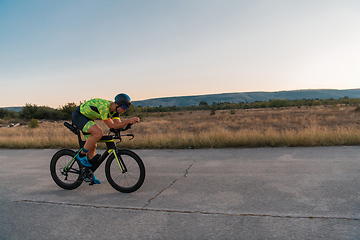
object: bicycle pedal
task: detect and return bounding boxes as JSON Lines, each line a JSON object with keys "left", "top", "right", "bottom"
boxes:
{"left": 89, "top": 182, "right": 94, "bottom": 186}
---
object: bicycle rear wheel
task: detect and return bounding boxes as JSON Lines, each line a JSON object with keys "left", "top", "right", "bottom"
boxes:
{"left": 105, "top": 149, "right": 145, "bottom": 193}
{"left": 50, "top": 149, "right": 83, "bottom": 190}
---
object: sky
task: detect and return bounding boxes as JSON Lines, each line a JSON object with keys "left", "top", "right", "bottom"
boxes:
{"left": 1, "top": 0, "right": 359, "bottom": 108}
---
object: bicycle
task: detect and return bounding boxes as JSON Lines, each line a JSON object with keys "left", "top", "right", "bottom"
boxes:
{"left": 50, "top": 122, "right": 145, "bottom": 193}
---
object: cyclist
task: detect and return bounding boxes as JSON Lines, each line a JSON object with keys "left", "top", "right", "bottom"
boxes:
{"left": 71, "top": 93, "right": 140, "bottom": 184}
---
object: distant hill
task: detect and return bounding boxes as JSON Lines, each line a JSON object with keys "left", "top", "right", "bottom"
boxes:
{"left": 2, "top": 89, "right": 360, "bottom": 110}
{"left": 1, "top": 107, "right": 22, "bottom": 112}
{"left": 132, "top": 89, "right": 360, "bottom": 107}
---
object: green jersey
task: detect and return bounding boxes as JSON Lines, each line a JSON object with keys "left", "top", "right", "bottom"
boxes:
{"left": 80, "top": 98, "right": 120, "bottom": 121}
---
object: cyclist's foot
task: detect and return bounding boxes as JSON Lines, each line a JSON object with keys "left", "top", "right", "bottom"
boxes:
{"left": 93, "top": 175, "right": 101, "bottom": 184}
{"left": 76, "top": 155, "right": 92, "bottom": 167}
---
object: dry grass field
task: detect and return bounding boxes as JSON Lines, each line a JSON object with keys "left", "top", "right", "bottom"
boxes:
{"left": 1, "top": 105, "right": 360, "bottom": 149}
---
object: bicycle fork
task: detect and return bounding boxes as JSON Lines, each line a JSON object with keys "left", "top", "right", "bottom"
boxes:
{"left": 110, "top": 149, "right": 127, "bottom": 173}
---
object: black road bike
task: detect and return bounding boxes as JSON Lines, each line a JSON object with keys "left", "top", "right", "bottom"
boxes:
{"left": 50, "top": 122, "right": 145, "bottom": 193}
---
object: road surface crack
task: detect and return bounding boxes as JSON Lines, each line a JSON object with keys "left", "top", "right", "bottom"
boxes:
{"left": 14, "top": 200, "right": 359, "bottom": 221}
{"left": 143, "top": 159, "right": 196, "bottom": 208}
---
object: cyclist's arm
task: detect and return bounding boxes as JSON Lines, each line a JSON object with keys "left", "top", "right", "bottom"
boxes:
{"left": 103, "top": 117, "right": 140, "bottom": 129}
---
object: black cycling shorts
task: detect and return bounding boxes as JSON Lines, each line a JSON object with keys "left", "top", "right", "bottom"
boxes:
{"left": 71, "top": 106, "right": 91, "bottom": 132}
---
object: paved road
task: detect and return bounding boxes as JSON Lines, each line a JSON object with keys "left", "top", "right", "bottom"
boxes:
{"left": 0, "top": 147, "right": 359, "bottom": 239}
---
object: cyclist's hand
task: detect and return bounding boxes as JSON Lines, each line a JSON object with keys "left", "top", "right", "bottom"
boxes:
{"left": 128, "top": 117, "right": 140, "bottom": 124}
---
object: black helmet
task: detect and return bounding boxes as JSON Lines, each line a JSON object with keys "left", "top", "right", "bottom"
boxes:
{"left": 114, "top": 93, "right": 131, "bottom": 110}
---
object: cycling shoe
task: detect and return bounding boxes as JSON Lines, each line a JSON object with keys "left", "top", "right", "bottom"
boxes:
{"left": 76, "top": 155, "right": 92, "bottom": 167}
{"left": 93, "top": 175, "right": 101, "bottom": 184}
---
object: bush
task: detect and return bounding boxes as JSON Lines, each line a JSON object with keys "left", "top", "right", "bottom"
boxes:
{"left": 0, "top": 108, "right": 18, "bottom": 119}
{"left": 58, "top": 102, "right": 78, "bottom": 120}
{"left": 20, "top": 104, "right": 58, "bottom": 120}
{"left": 29, "top": 119, "right": 39, "bottom": 128}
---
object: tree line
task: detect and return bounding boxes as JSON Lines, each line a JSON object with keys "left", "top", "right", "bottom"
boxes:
{"left": 0, "top": 103, "right": 78, "bottom": 121}
{"left": 0, "top": 96, "right": 359, "bottom": 121}
{"left": 136, "top": 96, "right": 359, "bottom": 112}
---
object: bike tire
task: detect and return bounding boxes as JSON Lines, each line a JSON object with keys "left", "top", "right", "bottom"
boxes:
{"left": 105, "top": 149, "right": 145, "bottom": 193}
{"left": 50, "top": 149, "right": 83, "bottom": 190}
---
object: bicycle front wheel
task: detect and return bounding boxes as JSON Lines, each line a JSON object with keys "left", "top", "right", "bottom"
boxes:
{"left": 105, "top": 149, "right": 145, "bottom": 193}
{"left": 50, "top": 149, "right": 83, "bottom": 190}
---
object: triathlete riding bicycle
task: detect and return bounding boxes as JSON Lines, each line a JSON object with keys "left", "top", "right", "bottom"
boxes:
{"left": 71, "top": 93, "right": 140, "bottom": 184}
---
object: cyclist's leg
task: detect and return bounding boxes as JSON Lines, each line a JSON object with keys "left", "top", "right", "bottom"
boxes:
{"left": 72, "top": 108, "right": 93, "bottom": 166}
{"left": 87, "top": 143, "right": 97, "bottom": 160}
{"left": 82, "top": 124, "right": 103, "bottom": 184}
{"left": 83, "top": 124, "right": 103, "bottom": 160}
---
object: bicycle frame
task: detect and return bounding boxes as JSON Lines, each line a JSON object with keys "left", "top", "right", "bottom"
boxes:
{"left": 63, "top": 122, "right": 130, "bottom": 174}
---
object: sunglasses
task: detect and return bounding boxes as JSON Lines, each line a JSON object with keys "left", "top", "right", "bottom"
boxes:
{"left": 120, "top": 104, "right": 129, "bottom": 110}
